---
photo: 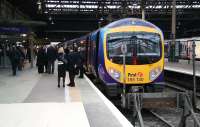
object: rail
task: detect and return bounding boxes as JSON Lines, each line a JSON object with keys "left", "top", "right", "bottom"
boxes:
{"left": 127, "top": 92, "right": 200, "bottom": 127}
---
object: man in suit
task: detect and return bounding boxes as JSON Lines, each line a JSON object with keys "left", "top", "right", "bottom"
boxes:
{"left": 47, "top": 45, "right": 57, "bottom": 74}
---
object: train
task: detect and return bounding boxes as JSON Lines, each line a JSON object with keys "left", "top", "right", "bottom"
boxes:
{"left": 165, "top": 37, "right": 200, "bottom": 60}
{"left": 62, "top": 18, "right": 165, "bottom": 99}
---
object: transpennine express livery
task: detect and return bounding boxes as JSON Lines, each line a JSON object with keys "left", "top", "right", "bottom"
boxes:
{"left": 63, "top": 18, "right": 164, "bottom": 99}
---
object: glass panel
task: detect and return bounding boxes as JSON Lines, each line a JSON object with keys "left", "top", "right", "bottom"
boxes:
{"left": 107, "top": 32, "right": 162, "bottom": 65}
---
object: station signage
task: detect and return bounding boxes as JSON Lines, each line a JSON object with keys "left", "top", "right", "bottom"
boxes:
{"left": 0, "top": 27, "right": 29, "bottom": 33}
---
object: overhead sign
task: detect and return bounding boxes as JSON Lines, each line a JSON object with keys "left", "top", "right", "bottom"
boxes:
{"left": 0, "top": 27, "right": 29, "bottom": 33}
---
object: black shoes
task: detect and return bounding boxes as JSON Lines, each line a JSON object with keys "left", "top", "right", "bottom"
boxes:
{"left": 67, "top": 83, "right": 75, "bottom": 87}
{"left": 58, "top": 84, "right": 66, "bottom": 88}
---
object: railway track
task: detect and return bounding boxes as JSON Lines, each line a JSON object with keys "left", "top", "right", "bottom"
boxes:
{"left": 165, "top": 81, "right": 200, "bottom": 98}
{"left": 164, "top": 70, "right": 200, "bottom": 92}
{"left": 146, "top": 109, "right": 180, "bottom": 127}
{"left": 118, "top": 108, "right": 181, "bottom": 127}
{"left": 86, "top": 74, "right": 184, "bottom": 127}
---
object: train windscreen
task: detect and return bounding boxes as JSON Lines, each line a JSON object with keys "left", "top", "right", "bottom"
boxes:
{"left": 107, "top": 32, "right": 161, "bottom": 65}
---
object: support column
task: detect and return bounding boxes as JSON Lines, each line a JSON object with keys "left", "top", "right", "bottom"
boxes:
{"left": 142, "top": 9, "right": 145, "bottom": 20}
{"left": 169, "top": 0, "right": 176, "bottom": 62}
{"left": 141, "top": 0, "right": 145, "bottom": 20}
{"left": 107, "top": 14, "right": 112, "bottom": 23}
{"left": 192, "top": 41, "right": 196, "bottom": 111}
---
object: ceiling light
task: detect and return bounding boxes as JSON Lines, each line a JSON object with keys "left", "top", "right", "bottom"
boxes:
{"left": 99, "top": 17, "right": 104, "bottom": 21}
{"left": 20, "top": 34, "right": 27, "bottom": 37}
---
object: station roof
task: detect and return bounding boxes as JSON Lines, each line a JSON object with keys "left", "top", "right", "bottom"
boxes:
{"left": 7, "top": 0, "right": 200, "bottom": 41}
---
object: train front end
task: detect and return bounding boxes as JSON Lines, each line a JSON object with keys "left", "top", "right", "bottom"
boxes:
{"left": 98, "top": 18, "right": 164, "bottom": 93}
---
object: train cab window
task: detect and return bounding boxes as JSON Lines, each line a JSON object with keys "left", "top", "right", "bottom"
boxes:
{"left": 106, "top": 32, "right": 162, "bottom": 65}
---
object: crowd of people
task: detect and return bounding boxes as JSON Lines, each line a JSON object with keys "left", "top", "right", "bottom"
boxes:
{"left": 36, "top": 45, "right": 57, "bottom": 74}
{"left": 36, "top": 44, "right": 85, "bottom": 88}
{"left": 5, "top": 44, "right": 32, "bottom": 76}
{"left": 1, "top": 42, "right": 85, "bottom": 88}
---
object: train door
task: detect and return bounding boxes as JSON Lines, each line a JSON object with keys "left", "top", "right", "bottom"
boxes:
{"left": 85, "top": 36, "right": 89, "bottom": 68}
{"left": 87, "top": 35, "right": 94, "bottom": 73}
{"left": 88, "top": 36, "right": 92, "bottom": 66}
{"left": 94, "top": 31, "right": 100, "bottom": 76}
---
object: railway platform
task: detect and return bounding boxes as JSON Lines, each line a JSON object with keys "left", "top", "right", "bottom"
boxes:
{"left": 164, "top": 59, "right": 200, "bottom": 76}
{"left": 164, "top": 59, "right": 200, "bottom": 109}
{"left": 0, "top": 65, "right": 132, "bottom": 127}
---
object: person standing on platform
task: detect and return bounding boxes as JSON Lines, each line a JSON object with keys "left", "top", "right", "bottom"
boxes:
{"left": 17, "top": 46, "right": 25, "bottom": 71}
{"left": 43, "top": 45, "right": 48, "bottom": 73}
{"left": 8, "top": 45, "right": 21, "bottom": 76}
{"left": 64, "top": 47, "right": 69, "bottom": 56}
{"left": 47, "top": 45, "right": 57, "bottom": 74}
{"left": 77, "top": 47, "right": 85, "bottom": 78}
{"left": 36, "top": 46, "right": 45, "bottom": 73}
{"left": 57, "top": 47, "right": 68, "bottom": 88}
{"left": 66, "top": 48, "right": 77, "bottom": 87}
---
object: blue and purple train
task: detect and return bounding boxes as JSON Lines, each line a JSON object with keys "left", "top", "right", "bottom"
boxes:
{"left": 63, "top": 18, "right": 165, "bottom": 96}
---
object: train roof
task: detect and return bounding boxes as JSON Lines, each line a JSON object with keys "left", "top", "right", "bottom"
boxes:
{"left": 62, "top": 18, "right": 163, "bottom": 45}
{"left": 104, "top": 18, "right": 162, "bottom": 32}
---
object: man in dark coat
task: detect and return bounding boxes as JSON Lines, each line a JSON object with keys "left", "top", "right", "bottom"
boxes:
{"left": 17, "top": 46, "right": 25, "bottom": 71}
{"left": 36, "top": 46, "right": 45, "bottom": 73}
{"left": 66, "top": 48, "right": 79, "bottom": 87}
{"left": 8, "top": 46, "right": 21, "bottom": 76}
{"left": 77, "top": 47, "right": 85, "bottom": 78}
{"left": 47, "top": 45, "right": 57, "bottom": 74}
{"left": 43, "top": 46, "right": 48, "bottom": 73}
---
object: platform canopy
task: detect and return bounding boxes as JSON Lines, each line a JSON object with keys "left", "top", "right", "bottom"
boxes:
{"left": 7, "top": 0, "right": 200, "bottom": 41}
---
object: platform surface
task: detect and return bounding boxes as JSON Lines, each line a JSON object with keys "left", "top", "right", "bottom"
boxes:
{"left": 164, "top": 59, "right": 200, "bottom": 77}
{"left": 0, "top": 103, "right": 89, "bottom": 127}
{"left": 0, "top": 64, "right": 131, "bottom": 127}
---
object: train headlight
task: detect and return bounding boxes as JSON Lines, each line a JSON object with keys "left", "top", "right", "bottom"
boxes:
{"left": 150, "top": 66, "right": 162, "bottom": 81}
{"left": 108, "top": 68, "right": 121, "bottom": 80}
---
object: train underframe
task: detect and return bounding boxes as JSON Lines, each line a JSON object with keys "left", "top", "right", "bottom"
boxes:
{"left": 104, "top": 82, "right": 165, "bottom": 98}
